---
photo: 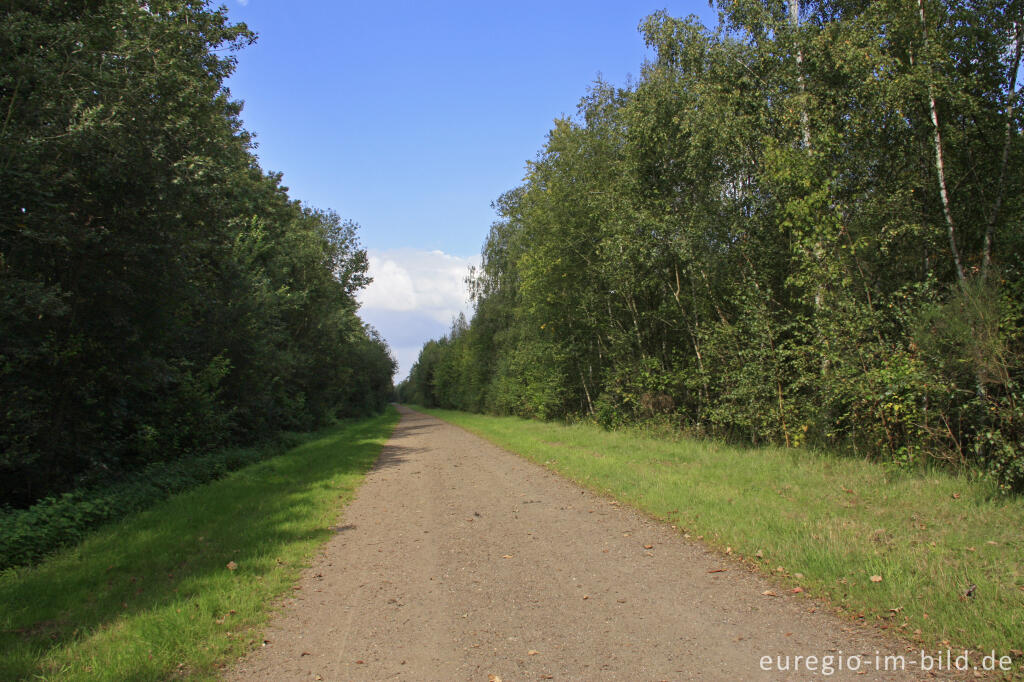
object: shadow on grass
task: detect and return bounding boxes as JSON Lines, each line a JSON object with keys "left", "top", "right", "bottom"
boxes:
{"left": 0, "top": 409, "right": 399, "bottom": 680}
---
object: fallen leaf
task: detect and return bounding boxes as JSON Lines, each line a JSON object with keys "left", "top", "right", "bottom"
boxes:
{"left": 755, "top": 550, "right": 764, "bottom": 559}
{"left": 870, "top": 575, "right": 883, "bottom": 582}
{"left": 541, "top": 676, "right": 554, "bottom": 680}
{"left": 502, "top": 555, "right": 513, "bottom": 559}
{"left": 761, "top": 590, "right": 778, "bottom": 597}
{"left": 226, "top": 561, "right": 237, "bottom": 571}
{"left": 488, "top": 675, "right": 503, "bottom": 682}
{"left": 725, "top": 546, "right": 733, "bottom": 555}
{"left": 707, "top": 568, "right": 727, "bottom": 573}
{"left": 644, "top": 544, "right": 654, "bottom": 550}
{"left": 582, "top": 595, "right": 589, "bottom": 600}
{"left": 355, "top": 659, "right": 364, "bottom": 664}
{"left": 952, "top": 493, "right": 961, "bottom": 499}
{"left": 791, "top": 587, "right": 804, "bottom": 593}
{"left": 528, "top": 650, "right": 540, "bottom": 656}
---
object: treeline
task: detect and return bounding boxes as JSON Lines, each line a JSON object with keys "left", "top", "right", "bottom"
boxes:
{"left": 1, "top": 0, "right": 394, "bottom": 509}
{"left": 399, "top": 0, "right": 1024, "bottom": 492}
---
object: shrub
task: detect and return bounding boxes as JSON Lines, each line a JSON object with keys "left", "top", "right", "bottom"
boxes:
{"left": 0, "top": 435, "right": 301, "bottom": 571}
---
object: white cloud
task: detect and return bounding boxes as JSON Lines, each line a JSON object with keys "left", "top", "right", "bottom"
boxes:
{"left": 358, "top": 248, "right": 480, "bottom": 380}
{"left": 236, "top": 0, "right": 249, "bottom": 5}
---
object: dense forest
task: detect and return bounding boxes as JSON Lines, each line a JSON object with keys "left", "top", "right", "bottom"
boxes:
{"left": 1, "top": 1, "right": 395, "bottom": 510}
{"left": 399, "top": 0, "right": 1024, "bottom": 493}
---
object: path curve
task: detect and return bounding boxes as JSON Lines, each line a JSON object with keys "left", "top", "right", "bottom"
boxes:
{"left": 227, "top": 406, "right": 939, "bottom": 681}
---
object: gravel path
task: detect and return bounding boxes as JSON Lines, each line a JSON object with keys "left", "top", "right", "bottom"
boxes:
{"left": 227, "top": 406, "right": 942, "bottom": 681}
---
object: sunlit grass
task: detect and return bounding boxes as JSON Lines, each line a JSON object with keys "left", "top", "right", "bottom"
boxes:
{"left": 418, "top": 406, "right": 1024, "bottom": 671}
{"left": 0, "top": 408, "right": 398, "bottom": 681}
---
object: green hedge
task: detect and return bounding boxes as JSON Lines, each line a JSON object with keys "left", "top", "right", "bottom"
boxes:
{"left": 0, "top": 433, "right": 305, "bottom": 571}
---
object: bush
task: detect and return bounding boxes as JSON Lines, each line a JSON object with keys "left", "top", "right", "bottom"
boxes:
{"left": 0, "top": 435, "right": 302, "bottom": 571}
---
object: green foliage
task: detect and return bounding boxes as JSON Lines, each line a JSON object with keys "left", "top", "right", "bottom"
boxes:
{"left": 1, "top": 1, "right": 395, "bottom": 511}
{"left": 0, "top": 433, "right": 305, "bottom": 571}
{"left": 402, "top": 1, "right": 1024, "bottom": 491}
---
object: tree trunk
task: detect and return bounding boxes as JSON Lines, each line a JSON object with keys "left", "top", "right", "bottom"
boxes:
{"left": 918, "top": 0, "right": 966, "bottom": 287}
{"left": 983, "top": 19, "right": 1023, "bottom": 280}
{"left": 788, "top": 0, "right": 811, "bottom": 149}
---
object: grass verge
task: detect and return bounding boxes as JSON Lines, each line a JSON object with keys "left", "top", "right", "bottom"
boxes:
{"left": 1, "top": 433, "right": 309, "bottom": 572}
{"left": 416, "top": 406, "right": 1024, "bottom": 673}
{"left": 0, "top": 407, "right": 398, "bottom": 681}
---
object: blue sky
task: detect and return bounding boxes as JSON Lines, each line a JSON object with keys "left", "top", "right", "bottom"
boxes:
{"left": 223, "top": 0, "right": 719, "bottom": 379}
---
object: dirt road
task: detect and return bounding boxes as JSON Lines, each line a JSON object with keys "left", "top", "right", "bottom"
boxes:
{"left": 227, "top": 406, "right": 933, "bottom": 681}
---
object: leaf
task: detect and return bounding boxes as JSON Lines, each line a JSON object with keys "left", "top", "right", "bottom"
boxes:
{"left": 502, "top": 554, "right": 513, "bottom": 559}
{"left": 707, "top": 568, "right": 727, "bottom": 573}
{"left": 761, "top": 590, "right": 778, "bottom": 597}
{"left": 870, "top": 575, "right": 883, "bottom": 582}
{"left": 791, "top": 587, "right": 804, "bottom": 593}
{"left": 528, "top": 650, "right": 540, "bottom": 655}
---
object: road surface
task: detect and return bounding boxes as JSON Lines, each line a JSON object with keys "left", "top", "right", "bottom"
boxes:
{"left": 228, "top": 406, "right": 937, "bottom": 681}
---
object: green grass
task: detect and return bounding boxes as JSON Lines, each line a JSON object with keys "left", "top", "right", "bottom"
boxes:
{"left": 417, "top": 406, "right": 1024, "bottom": 671}
{"left": 0, "top": 408, "right": 399, "bottom": 681}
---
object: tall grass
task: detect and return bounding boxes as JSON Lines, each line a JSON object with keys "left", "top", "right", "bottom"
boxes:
{"left": 419, "top": 407, "right": 1024, "bottom": 670}
{"left": 0, "top": 408, "right": 398, "bottom": 681}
